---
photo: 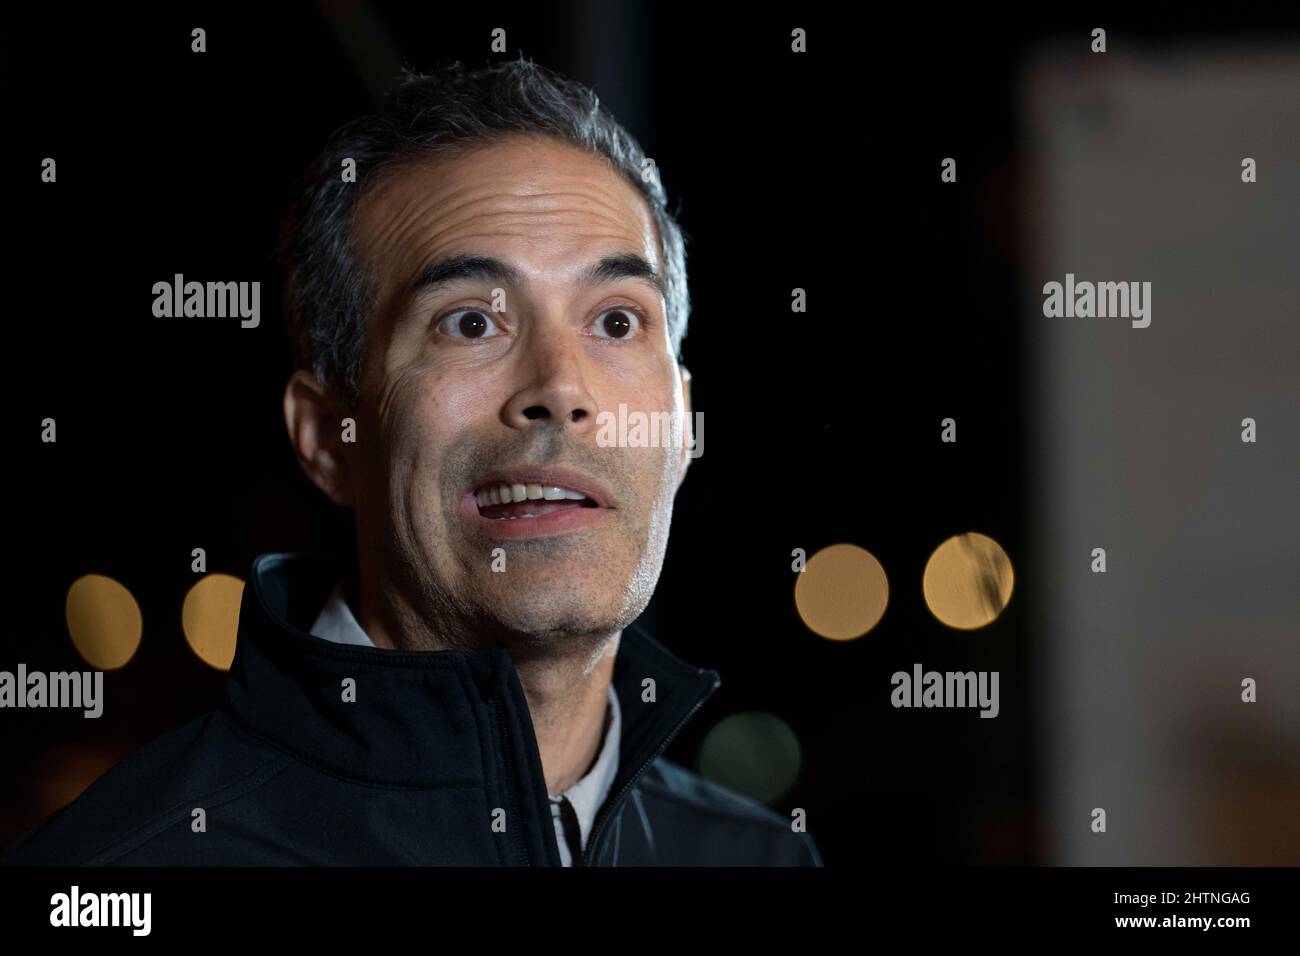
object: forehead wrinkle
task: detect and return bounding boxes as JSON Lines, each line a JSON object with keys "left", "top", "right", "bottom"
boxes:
{"left": 360, "top": 160, "right": 653, "bottom": 253}
{"left": 356, "top": 158, "right": 663, "bottom": 322}
{"left": 380, "top": 212, "right": 659, "bottom": 295}
{"left": 376, "top": 187, "right": 649, "bottom": 264}
{"left": 421, "top": 206, "right": 649, "bottom": 248}
{"left": 377, "top": 181, "right": 624, "bottom": 230}
{"left": 486, "top": 187, "right": 645, "bottom": 222}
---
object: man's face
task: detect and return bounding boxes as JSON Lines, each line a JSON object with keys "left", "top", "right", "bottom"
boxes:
{"left": 340, "top": 134, "right": 690, "bottom": 647}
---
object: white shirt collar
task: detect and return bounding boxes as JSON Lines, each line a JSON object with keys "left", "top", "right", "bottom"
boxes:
{"left": 307, "top": 580, "right": 622, "bottom": 859}
{"left": 308, "top": 580, "right": 377, "bottom": 647}
{"left": 549, "top": 683, "right": 621, "bottom": 855}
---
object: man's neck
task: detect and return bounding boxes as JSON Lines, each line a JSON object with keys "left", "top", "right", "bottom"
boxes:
{"left": 519, "top": 636, "right": 618, "bottom": 795}
{"left": 352, "top": 573, "right": 620, "bottom": 796}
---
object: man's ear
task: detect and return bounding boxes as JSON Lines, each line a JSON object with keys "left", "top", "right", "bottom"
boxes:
{"left": 283, "top": 369, "right": 355, "bottom": 507}
{"left": 676, "top": 363, "right": 693, "bottom": 489}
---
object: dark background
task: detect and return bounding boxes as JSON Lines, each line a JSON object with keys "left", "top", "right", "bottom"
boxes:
{"left": 4, "top": 3, "right": 1295, "bottom": 866}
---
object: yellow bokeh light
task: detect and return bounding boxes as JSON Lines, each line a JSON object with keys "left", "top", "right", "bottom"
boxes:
{"left": 182, "top": 574, "right": 245, "bottom": 670}
{"left": 923, "top": 532, "right": 1014, "bottom": 630}
{"left": 794, "top": 543, "right": 889, "bottom": 640}
{"left": 65, "top": 574, "right": 143, "bottom": 669}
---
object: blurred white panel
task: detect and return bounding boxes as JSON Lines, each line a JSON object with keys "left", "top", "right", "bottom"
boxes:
{"left": 1024, "top": 43, "right": 1300, "bottom": 864}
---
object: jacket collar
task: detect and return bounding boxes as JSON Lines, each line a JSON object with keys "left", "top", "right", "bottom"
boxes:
{"left": 222, "top": 553, "right": 720, "bottom": 835}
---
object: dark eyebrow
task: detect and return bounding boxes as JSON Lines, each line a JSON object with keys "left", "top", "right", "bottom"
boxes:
{"left": 407, "top": 252, "right": 665, "bottom": 300}
{"left": 577, "top": 253, "right": 666, "bottom": 300}
{"left": 408, "top": 255, "right": 523, "bottom": 297}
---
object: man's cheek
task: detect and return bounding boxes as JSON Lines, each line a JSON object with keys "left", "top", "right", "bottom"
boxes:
{"left": 621, "top": 447, "right": 671, "bottom": 514}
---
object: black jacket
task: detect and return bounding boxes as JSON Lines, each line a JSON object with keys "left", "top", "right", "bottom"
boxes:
{"left": 3, "top": 553, "right": 822, "bottom": 866}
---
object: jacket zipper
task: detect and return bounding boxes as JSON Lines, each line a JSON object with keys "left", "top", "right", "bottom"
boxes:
{"left": 492, "top": 699, "right": 531, "bottom": 866}
{"left": 582, "top": 681, "right": 717, "bottom": 866}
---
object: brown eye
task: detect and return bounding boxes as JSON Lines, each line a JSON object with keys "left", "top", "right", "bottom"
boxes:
{"left": 594, "top": 309, "right": 639, "bottom": 339}
{"left": 459, "top": 311, "right": 489, "bottom": 338}
{"left": 437, "top": 309, "right": 501, "bottom": 340}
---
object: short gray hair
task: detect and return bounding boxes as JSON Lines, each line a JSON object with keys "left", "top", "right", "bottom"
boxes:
{"left": 277, "top": 57, "right": 691, "bottom": 404}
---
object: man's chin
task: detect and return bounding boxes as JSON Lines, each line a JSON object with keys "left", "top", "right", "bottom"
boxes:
{"left": 490, "top": 603, "right": 622, "bottom": 643}
{"left": 471, "top": 584, "right": 637, "bottom": 648}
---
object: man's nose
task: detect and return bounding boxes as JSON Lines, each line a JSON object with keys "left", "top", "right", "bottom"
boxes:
{"left": 501, "top": 327, "right": 598, "bottom": 433}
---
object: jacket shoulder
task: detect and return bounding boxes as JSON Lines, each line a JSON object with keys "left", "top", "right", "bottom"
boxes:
{"left": 1, "top": 710, "right": 292, "bottom": 866}
{"left": 636, "top": 757, "right": 823, "bottom": 866}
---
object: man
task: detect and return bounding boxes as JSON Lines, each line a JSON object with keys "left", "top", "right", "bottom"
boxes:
{"left": 3, "top": 59, "right": 821, "bottom": 866}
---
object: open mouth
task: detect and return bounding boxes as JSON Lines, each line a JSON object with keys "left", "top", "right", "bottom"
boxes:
{"left": 472, "top": 483, "right": 601, "bottom": 520}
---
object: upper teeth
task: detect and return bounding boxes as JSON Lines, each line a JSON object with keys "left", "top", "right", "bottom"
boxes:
{"left": 475, "top": 483, "right": 588, "bottom": 507}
